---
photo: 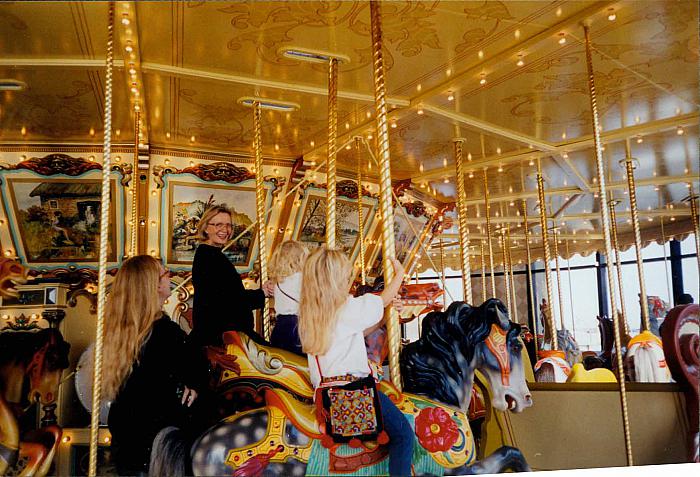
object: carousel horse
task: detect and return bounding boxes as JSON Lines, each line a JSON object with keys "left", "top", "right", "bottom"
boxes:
{"left": 0, "top": 258, "right": 31, "bottom": 299}
{"left": 0, "top": 328, "right": 70, "bottom": 476}
{"left": 621, "top": 296, "right": 672, "bottom": 383}
{"left": 534, "top": 300, "right": 577, "bottom": 382}
{"left": 151, "top": 299, "right": 532, "bottom": 476}
{"left": 661, "top": 304, "right": 699, "bottom": 462}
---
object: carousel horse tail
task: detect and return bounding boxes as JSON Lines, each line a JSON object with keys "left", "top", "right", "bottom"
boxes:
{"left": 149, "top": 426, "right": 189, "bottom": 477}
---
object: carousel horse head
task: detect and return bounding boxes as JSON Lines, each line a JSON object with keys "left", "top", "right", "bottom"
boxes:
{"left": 0, "top": 258, "right": 30, "bottom": 299}
{"left": 401, "top": 298, "right": 532, "bottom": 413}
{"left": 0, "top": 328, "right": 70, "bottom": 406}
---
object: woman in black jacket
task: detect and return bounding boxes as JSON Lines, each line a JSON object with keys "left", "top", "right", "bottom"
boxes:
{"left": 103, "top": 255, "right": 208, "bottom": 476}
{"left": 189, "top": 205, "right": 272, "bottom": 347}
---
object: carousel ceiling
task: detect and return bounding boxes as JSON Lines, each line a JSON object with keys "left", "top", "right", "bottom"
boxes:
{"left": 0, "top": 1, "right": 698, "bottom": 267}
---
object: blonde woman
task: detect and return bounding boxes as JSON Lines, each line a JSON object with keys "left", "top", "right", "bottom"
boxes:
{"left": 268, "top": 240, "right": 308, "bottom": 355}
{"left": 190, "top": 205, "right": 273, "bottom": 347}
{"left": 298, "top": 247, "right": 414, "bottom": 476}
{"left": 103, "top": 255, "right": 207, "bottom": 476}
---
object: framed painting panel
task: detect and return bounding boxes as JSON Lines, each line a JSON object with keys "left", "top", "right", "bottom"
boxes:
{"left": 291, "top": 186, "right": 377, "bottom": 264}
{"left": 160, "top": 176, "right": 276, "bottom": 274}
{"left": 0, "top": 171, "right": 124, "bottom": 268}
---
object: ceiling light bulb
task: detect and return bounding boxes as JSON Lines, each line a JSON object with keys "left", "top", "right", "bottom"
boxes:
{"left": 467, "top": 153, "right": 472, "bottom": 160}
{"left": 558, "top": 34, "right": 566, "bottom": 45}
{"left": 310, "top": 140, "right": 315, "bottom": 147}
{"left": 636, "top": 135, "right": 643, "bottom": 144}
{"left": 419, "top": 162, "right": 424, "bottom": 173}
{"left": 121, "top": 14, "right": 130, "bottom": 25}
{"left": 443, "top": 178, "right": 449, "bottom": 184}
{"left": 478, "top": 50, "right": 484, "bottom": 59}
{"left": 125, "top": 43, "right": 133, "bottom": 53}
{"left": 21, "top": 126, "right": 27, "bottom": 136}
{"left": 676, "top": 126, "right": 684, "bottom": 135}
{"left": 190, "top": 135, "right": 195, "bottom": 142}
{"left": 417, "top": 108, "right": 424, "bottom": 115}
{"left": 165, "top": 132, "right": 171, "bottom": 139}
{"left": 496, "top": 147, "right": 501, "bottom": 154}
{"left": 391, "top": 121, "right": 397, "bottom": 129}
{"left": 479, "top": 75, "right": 487, "bottom": 85}
{"left": 447, "top": 91, "right": 454, "bottom": 101}
{"left": 516, "top": 57, "right": 524, "bottom": 67}
{"left": 607, "top": 9, "right": 616, "bottom": 21}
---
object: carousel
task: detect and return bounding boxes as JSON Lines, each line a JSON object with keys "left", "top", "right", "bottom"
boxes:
{"left": 0, "top": 1, "right": 697, "bottom": 476}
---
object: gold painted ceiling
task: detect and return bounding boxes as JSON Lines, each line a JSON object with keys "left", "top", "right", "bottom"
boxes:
{"left": 0, "top": 1, "right": 698, "bottom": 267}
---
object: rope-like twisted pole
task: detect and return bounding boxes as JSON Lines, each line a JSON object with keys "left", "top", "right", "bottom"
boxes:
{"left": 584, "top": 24, "right": 633, "bottom": 466}
{"left": 453, "top": 139, "right": 472, "bottom": 304}
{"left": 623, "top": 141, "right": 649, "bottom": 333}
{"left": 439, "top": 237, "right": 447, "bottom": 305}
{"left": 483, "top": 169, "right": 496, "bottom": 297}
{"left": 686, "top": 186, "right": 700, "bottom": 275}
{"left": 130, "top": 110, "right": 140, "bottom": 256}
{"left": 89, "top": 3, "right": 114, "bottom": 475}
{"left": 480, "top": 240, "right": 487, "bottom": 303}
{"left": 506, "top": 225, "right": 518, "bottom": 323}
{"left": 370, "top": 1, "right": 401, "bottom": 389}
{"left": 536, "top": 160, "right": 558, "bottom": 350}
{"left": 523, "top": 201, "right": 538, "bottom": 357}
{"left": 551, "top": 227, "right": 566, "bottom": 330}
{"left": 609, "top": 199, "right": 631, "bottom": 337}
{"left": 500, "top": 229, "right": 511, "bottom": 312}
{"left": 355, "top": 137, "right": 366, "bottom": 285}
{"left": 326, "top": 57, "right": 339, "bottom": 247}
{"left": 252, "top": 102, "right": 271, "bottom": 339}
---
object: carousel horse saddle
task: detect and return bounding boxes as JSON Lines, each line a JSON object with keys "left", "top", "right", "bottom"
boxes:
{"left": 567, "top": 363, "right": 617, "bottom": 383}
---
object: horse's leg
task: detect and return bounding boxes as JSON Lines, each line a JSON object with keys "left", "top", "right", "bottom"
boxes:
{"left": 447, "top": 446, "right": 530, "bottom": 475}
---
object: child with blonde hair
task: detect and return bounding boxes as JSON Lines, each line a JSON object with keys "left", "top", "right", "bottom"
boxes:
{"left": 268, "top": 240, "right": 308, "bottom": 355}
{"left": 298, "top": 247, "right": 414, "bottom": 476}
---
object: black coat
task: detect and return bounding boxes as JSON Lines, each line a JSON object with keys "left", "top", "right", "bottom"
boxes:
{"left": 107, "top": 316, "right": 208, "bottom": 475}
{"left": 190, "top": 243, "right": 265, "bottom": 346}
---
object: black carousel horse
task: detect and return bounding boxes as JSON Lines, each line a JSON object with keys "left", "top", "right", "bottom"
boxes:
{"left": 151, "top": 298, "right": 533, "bottom": 476}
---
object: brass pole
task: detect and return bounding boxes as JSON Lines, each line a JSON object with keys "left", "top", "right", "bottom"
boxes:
{"left": 480, "top": 240, "right": 487, "bottom": 302}
{"left": 89, "top": 3, "right": 114, "bottom": 475}
{"left": 564, "top": 239, "right": 577, "bottom": 337}
{"left": 326, "top": 57, "right": 339, "bottom": 247}
{"left": 523, "top": 203, "right": 538, "bottom": 357}
{"left": 454, "top": 139, "right": 473, "bottom": 304}
{"left": 609, "top": 199, "right": 631, "bottom": 337}
{"left": 253, "top": 102, "right": 271, "bottom": 339}
{"left": 370, "top": 1, "right": 401, "bottom": 389}
{"left": 483, "top": 169, "right": 497, "bottom": 296}
{"left": 500, "top": 229, "right": 512, "bottom": 313}
{"left": 584, "top": 24, "right": 634, "bottom": 466}
{"left": 130, "top": 109, "right": 140, "bottom": 257}
{"left": 551, "top": 226, "right": 566, "bottom": 331}
{"left": 355, "top": 137, "right": 367, "bottom": 285}
{"left": 506, "top": 225, "right": 519, "bottom": 323}
{"left": 536, "top": 159, "right": 558, "bottom": 350}
{"left": 439, "top": 237, "right": 447, "bottom": 304}
{"left": 622, "top": 141, "right": 650, "bottom": 332}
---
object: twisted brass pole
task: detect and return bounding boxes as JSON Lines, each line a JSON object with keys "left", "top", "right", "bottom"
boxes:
{"left": 326, "top": 57, "right": 339, "bottom": 247}
{"left": 523, "top": 202, "right": 538, "bottom": 357}
{"left": 454, "top": 139, "right": 473, "bottom": 304}
{"left": 480, "top": 240, "right": 487, "bottom": 303}
{"left": 253, "top": 102, "right": 271, "bottom": 340}
{"left": 370, "top": 1, "right": 401, "bottom": 389}
{"left": 130, "top": 109, "right": 140, "bottom": 257}
{"left": 609, "top": 199, "right": 631, "bottom": 337}
{"left": 584, "top": 24, "right": 633, "bottom": 466}
{"left": 439, "top": 237, "right": 446, "bottom": 304}
{"left": 686, "top": 184, "right": 700, "bottom": 274}
{"left": 89, "top": 3, "right": 114, "bottom": 475}
{"left": 355, "top": 137, "right": 366, "bottom": 285}
{"left": 551, "top": 226, "right": 566, "bottom": 331}
{"left": 506, "top": 225, "right": 518, "bottom": 323}
{"left": 483, "top": 169, "right": 496, "bottom": 296}
{"left": 536, "top": 160, "right": 558, "bottom": 350}
{"left": 622, "top": 141, "right": 649, "bottom": 333}
{"left": 500, "top": 229, "right": 512, "bottom": 313}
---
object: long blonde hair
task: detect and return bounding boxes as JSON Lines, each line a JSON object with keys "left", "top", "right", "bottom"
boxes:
{"left": 298, "top": 247, "right": 352, "bottom": 355}
{"left": 103, "top": 255, "right": 165, "bottom": 400}
{"left": 269, "top": 240, "right": 308, "bottom": 282}
{"left": 195, "top": 205, "right": 232, "bottom": 243}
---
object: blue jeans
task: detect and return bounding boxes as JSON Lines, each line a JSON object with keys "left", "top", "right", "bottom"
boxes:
{"left": 379, "top": 391, "right": 414, "bottom": 476}
{"left": 270, "top": 314, "right": 303, "bottom": 356}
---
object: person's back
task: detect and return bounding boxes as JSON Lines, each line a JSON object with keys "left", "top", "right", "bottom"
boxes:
{"left": 269, "top": 241, "right": 307, "bottom": 355}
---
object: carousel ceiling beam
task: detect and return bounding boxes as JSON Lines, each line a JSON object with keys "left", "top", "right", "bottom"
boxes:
{"left": 0, "top": 58, "right": 125, "bottom": 68}
{"left": 140, "top": 62, "right": 411, "bottom": 106}
{"left": 440, "top": 232, "right": 604, "bottom": 241}
{"left": 412, "top": 112, "right": 699, "bottom": 182}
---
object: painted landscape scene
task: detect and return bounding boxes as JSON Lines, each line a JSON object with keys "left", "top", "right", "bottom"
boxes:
{"left": 297, "top": 196, "right": 372, "bottom": 255}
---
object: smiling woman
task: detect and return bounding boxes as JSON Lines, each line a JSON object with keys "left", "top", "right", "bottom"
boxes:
{"left": 189, "top": 205, "right": 270, "bottom": 348}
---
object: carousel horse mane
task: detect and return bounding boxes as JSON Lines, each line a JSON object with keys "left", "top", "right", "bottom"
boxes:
{"left": 0, "top": 328, "right": 69, "bottom": 377}
{"left": 400, "top": 298, "right": 518, "bottom": 409}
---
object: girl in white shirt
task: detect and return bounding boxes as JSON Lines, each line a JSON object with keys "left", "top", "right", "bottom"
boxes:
{"left": 298, "top": 247, "right": 414, "bottom": 476}
{"left": 269, "top": 240, "right": 308, "bottom": 355}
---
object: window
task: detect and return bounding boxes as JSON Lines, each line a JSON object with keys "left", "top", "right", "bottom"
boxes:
{"left": 682, "top": 257, "right": 699, "bottom": 304}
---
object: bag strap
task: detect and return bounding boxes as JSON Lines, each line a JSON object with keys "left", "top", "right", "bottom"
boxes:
{"left": 277, "top": 283, "right": 299, "bottom": 303}
{"left": 315, "top": 355, "right": 324, "bottom": 380}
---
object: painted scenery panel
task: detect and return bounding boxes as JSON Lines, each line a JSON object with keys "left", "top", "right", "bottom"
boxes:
{"left": 295, "top": 193, "right": 373, "bottom": 257}
{"left": 8, "top": 179, "right": 117, "bottom": 263}
{"left": 168, "top": 182, "right": 257, "bottom": 266}
{"left": 394, "top": 206, "right": 428, "bottom": 263}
